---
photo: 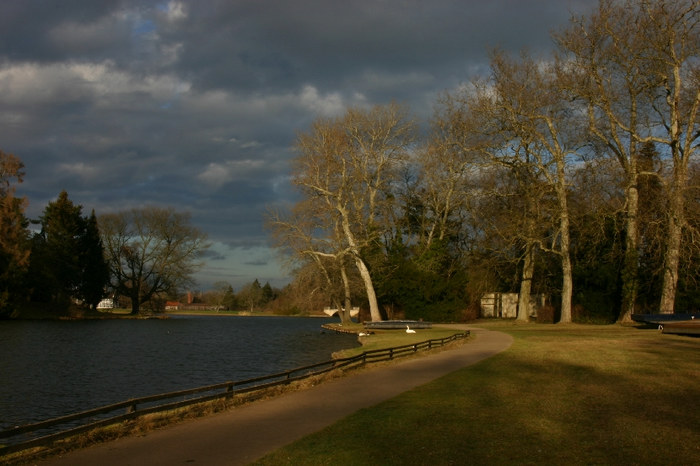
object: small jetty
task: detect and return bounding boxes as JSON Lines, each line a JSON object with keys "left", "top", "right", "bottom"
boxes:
{"left": 364, "top": 320, "right": 432, "bottom": 330}
{"left": 322, "top": 319, "right": 434, "bottom": 334}
{"left": 321, "top": 323, "right": 359, "bottom": 334}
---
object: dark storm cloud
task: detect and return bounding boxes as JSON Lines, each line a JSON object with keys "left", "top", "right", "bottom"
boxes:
{"left": 0, "top": 0, "right": 595, "bottom": 289}
{"left": 165, "top": 0, "right": 591, "bottom": 95}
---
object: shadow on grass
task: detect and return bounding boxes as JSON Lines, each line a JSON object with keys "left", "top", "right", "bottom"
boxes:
{"left": 255, "top": 327, "right": 700, "bottom": 466}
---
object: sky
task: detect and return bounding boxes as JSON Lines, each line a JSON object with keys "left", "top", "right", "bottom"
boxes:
{"left": 0, "top": 0, "right": 596, "bottom": 291}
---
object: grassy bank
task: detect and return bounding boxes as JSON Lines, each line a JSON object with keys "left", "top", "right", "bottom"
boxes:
{"left": 255, "top": 322, "right": 700, "bottom": 465}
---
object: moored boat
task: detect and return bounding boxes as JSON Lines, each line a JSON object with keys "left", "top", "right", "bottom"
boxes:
{"left": 658, "top": 320, "right": 700, "bottom": 336}
{"left": 631, "top": 313, "right": 700, "bottom": 324}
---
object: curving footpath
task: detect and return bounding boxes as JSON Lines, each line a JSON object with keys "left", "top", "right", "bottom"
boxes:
{"left": 38, "top": 326, "right": 512, "bottom": 466}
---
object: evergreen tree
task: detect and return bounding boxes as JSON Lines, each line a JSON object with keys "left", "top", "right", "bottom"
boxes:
{"left": 30, "top": 191, "right": 85, "bottom": 308}
{"left": 78, "top": 210, "right": 110, "bottom": 309}
{"left": 28, "top": 191, "right": 109, "bottom": 311}
{"left": 262, "top": 281, "right": 275, "bottom": 304}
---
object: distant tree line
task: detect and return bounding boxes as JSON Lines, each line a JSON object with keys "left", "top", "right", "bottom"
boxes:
{"left": 0, "top": 153, "right": 208, "bottom": 317}
{"left": 193, "top": 279, "right": 279, "bottom": 312}
{"left": 268, "top": 0, "right": 699, "bottom": 323}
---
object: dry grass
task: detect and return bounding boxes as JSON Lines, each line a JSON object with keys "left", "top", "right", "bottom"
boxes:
{"left": 255, "top": 322, "right": 700, "bottom": 466}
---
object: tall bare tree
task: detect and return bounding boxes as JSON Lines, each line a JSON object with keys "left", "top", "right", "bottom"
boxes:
{"left": 464, "top": 50, "right": 584, "bottom": 323}
{"left": 415, "top": 104, "right": 483, "bottom": 254}
{"left": 430, "top": 96, "right": 551, "bottom": 321}
{"left": 267, "top": 200, "right": 356, "bottom": 324}
{"left": 291, "top": 103, "right": 415, "bottom": 322}
{"left": 557, "top": 0, "right": 699, "bottom": 316}
{"left": 644, "top": 0, "right": 700, "bottom": 313}
{"left": 99, "top": 207, "right": 208, "bottom": 315}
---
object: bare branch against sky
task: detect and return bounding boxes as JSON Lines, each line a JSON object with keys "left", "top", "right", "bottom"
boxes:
{"left": 0, "top": 0, "right": 595, "bottom": 289}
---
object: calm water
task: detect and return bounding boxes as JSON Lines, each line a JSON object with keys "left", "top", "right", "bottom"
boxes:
{"left": 0, "top": 316, "right": 358, "bottom": 430}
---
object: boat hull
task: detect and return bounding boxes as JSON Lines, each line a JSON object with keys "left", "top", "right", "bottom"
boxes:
{"left": 631, "top": 313, "right": 700, "bottom": 324}
{"left": 658, "top": 321, "right": 700, "bottom": 336}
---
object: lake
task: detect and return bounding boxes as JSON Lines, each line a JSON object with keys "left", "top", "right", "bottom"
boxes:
{"left": 0, "top": 315, "right": 359, "bottom": 430}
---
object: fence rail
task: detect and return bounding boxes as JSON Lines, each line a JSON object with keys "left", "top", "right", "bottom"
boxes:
{"left": 0, "top": 331, "right": 469, "bottom": 457}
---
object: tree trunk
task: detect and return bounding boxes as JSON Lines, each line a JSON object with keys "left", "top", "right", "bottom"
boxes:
{"left": 339, "top": 262, "right": 353, "bottom": 325}
{"left": 659, "top": 178, "right": 685, "bottom": 313}
{"left": 618, "top": 180, "right": 639, "bottom": 323}
{"left": 355, "top": 257, "right": 382, "bottom": 321}
{"left": 658, "top": 54, "right": 694, "bottom": 314}
{"left": 556, "top": 178, "right": 573, "bottom": 324}
{"left": 128, "top": 282, "right": 141, "bottom": 315}
{"left": 339, "top": 207, "right": 382, "bottom": 322}
{"left": 517, "top": 241, "right": 535, "bottom": 322}
{"left": 559, "top": 243, "right": 573, "bottom": 324}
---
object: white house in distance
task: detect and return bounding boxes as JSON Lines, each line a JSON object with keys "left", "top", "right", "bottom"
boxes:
{"left": 97, "top": 298, "right": 115, "bottom": 310}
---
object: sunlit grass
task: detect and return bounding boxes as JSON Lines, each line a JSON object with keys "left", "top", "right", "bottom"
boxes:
{"left": 255, "top": 323, "right": 700, "bottom": 466}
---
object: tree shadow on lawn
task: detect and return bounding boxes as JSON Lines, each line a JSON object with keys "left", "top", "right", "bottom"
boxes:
{"left": 255, "top": 331, "right": 700, "bottom": 466}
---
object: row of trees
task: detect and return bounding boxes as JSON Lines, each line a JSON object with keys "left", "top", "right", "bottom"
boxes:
{"left": 0, "top": 152, "right": 208, "bottom": 317}
{"left": 27, "top": 191, "right": 109, "bottom": 310}
{"left": 269, "top": 0, "right": 699, "bottom": 323}
{"left": 198, "top": 279, "right": 279, "bottom": 312}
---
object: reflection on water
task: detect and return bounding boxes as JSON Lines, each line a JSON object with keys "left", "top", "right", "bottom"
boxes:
{"left": 0, "top": 316, "right": 358, "bottom": 429}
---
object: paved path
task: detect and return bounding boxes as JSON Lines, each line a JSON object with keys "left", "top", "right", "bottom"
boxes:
{"left": 38, "top": 326, "right": 512, "bottom": 466}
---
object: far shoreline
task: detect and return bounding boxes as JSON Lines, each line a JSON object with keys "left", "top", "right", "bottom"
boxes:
{"left": 3, "top": 307, "right": 341, "bottom": 321}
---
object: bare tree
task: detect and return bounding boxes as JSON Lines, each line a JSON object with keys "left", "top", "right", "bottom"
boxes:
{"left": 291, "top": 103, "right": 415, "bottom": 322}
{"left": 415, "top": 107, "right": 482, "bottom": 255}
{"left": 464, "top": 50, "right": 584, "bottom": 323}
{"left": 205, "top": 281, "right": 233, "bottom": 311}
{"left": 429, "top": 97, "right": 551, "bottom": 321}
{"left": 644, "top": 0, "right": 700, "bottom": 313}
{"left": 557, "top": 0, "right": 700, "bottom": 315}
{"left": 267, "top": 200, "right": 357, "bottom": 324}
{"left": 238, "top": 279, "right": 264, "bottom": 312}
{"left": 99, "top": 207, "right": 209, "bottom": 315}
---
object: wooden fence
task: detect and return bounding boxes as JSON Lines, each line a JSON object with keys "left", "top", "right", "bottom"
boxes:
{"left": 0, "top": 331, "right": 469, "bottom": 457}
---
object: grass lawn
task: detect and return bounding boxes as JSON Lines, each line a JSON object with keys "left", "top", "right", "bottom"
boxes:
{"left": 255, "top": 322, "right": 700, "bottom": 466}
